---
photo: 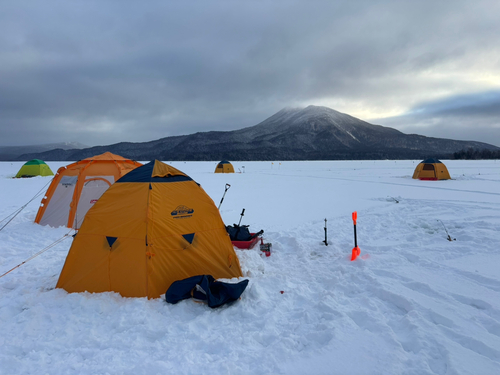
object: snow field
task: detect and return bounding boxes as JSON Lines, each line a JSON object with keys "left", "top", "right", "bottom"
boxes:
{"left": 1, "top": 160, "right": 500, "bottom": 374}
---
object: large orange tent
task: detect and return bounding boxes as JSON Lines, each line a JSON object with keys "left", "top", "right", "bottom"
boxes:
{"left": 56, "top": 160, "right": 243, "bottom": 299}
{"left": 35, "top": 152, "right": 142, "bottom": 229}
{"left": 214, "top": 160, "right": 235, "bottom": 173}
{"left": 412, "top": 158, "right": 451, "bottom": 180}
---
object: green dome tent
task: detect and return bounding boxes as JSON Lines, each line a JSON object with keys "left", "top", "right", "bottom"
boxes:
{"left": 15, "top": 159, "right": 54, "bottom": 178}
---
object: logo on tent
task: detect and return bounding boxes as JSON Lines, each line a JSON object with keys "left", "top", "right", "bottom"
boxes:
{"left": 90, "top": 199, "right": 98, "bottom": 204}
{"left": 171, "top": 205, "right": 194, "bottom": 219}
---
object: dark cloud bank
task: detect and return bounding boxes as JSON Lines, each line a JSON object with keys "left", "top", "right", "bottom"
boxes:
{"left": 1, "top": 1, "right": 499, "bottom": 147}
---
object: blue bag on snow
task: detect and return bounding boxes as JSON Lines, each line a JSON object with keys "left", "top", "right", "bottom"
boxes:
{"left": 165, "top": 275, "right": 249, "bottom": 308}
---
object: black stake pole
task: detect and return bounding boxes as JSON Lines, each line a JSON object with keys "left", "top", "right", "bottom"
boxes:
{"left": 323, "top": 218, "right": 328, "bottom": 246}
{"left": 218, "top": 183, "right": 231, "bottom": 210}
{"left": 237, "top": 208, "right": 245, "bottom": 226}
{"left": 353, "top": 223, "right": 357, "bottom": 248}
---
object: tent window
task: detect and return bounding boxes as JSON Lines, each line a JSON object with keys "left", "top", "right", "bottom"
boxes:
{"left": 422, "top": 164, "right": 435, "bottom": 171}
{"left": 61, "top": 176, "right": 78, "bottom": 187}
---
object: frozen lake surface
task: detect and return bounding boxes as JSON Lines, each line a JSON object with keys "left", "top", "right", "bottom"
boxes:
{"left": 1, "top": 159, "right": 499, "bottom": 374}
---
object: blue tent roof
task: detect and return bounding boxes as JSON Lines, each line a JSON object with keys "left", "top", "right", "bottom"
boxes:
{"left": 421, "top": 158, "right": 442, "bottom": 164}
{"left": 116, "top": 160, "right": 193, "bottom": 183}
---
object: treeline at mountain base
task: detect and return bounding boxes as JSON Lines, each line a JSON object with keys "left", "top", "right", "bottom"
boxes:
{"left": 452, "top": 148, "right": 500, "bottom": 160}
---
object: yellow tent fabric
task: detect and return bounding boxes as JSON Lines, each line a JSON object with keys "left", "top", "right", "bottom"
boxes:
{"left": 56, "top": 160, "right": 243, "bottom": 299}
{"left": 35, "top": 152, "right": 142, "bottom": 229}
{"left": 15, "top": 159, "right": 54, "bottom": 178}
{"left": 214, "top": 160, "right": 235, "bottom": 173}
{"left": 412, "top": 158, "right": 451, "bottom": 180}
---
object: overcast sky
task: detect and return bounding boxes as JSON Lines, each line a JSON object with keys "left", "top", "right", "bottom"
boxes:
{"left": 1, "top": 0, "right": 499, "bottom": 147}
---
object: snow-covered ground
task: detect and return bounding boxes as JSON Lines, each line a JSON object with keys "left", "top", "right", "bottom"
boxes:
{"left": 1, "top": 159, "right": 500, "bottom": 374}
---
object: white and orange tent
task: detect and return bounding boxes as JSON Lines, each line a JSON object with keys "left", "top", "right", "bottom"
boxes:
{"left": 35, "top": 152, "right": 142, "bottom": 229}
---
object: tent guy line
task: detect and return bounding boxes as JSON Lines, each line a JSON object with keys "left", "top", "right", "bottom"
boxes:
{"left": 0, "top": 178, "right": 53, "bottom": 233}
{"left": 0, "top": 229, "right": 73, "bottom": 279}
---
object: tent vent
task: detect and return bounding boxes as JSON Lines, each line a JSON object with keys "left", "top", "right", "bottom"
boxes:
{"left": 106, "top": 236, "right": 118, "bottom": 248}
{"left": 182, "top": 233, "right": 195, "bottom": 244}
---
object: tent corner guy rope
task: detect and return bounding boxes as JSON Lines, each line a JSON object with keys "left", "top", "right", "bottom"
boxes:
{"left": 0, "top": 178, "right": 53, "bottom": 233}
{"left": 0, "top": 228, "right": 74, "bottom": 279}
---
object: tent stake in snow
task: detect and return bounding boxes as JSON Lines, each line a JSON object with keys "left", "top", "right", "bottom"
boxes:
{"left": 323, "top": 218, "right": 328, "bottom": 246}
{"left": 351, "top": 211, "right": 361, "bottom": 261}
{"left": 218, "top": 183, "right": 231, "bottom": 210}
{"left": 437, "top": 220, "right": 456, "bottom": 241}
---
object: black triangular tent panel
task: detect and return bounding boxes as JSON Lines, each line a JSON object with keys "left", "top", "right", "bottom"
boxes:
{"left": 106, "top": 236, "right": 118, "bottom": 248}
{"left": 182, "top": 233, "right": 195, "bottom": 244}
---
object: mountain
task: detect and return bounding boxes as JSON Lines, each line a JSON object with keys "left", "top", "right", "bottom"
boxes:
{"left": 0, "top": 142, "right": 88, "bottom": 160}
{"left": 13, "top": 106, "right": 499, "bottom": 161}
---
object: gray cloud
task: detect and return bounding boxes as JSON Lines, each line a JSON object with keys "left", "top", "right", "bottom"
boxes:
{"left": 1, "top": 1, "right": 500, "bottom": 147}
{"left": 372, "top": 91, "right": 500, "bottom": 146}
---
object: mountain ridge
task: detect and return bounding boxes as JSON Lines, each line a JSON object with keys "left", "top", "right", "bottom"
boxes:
{"left": 0, "top": 142, "right": 88, "bottom": 161}
{"left": 9, "top": 105, "right": 499, "bottom": 161}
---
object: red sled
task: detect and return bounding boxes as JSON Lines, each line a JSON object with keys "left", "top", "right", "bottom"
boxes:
{"left": 231, "top": 233, "right": 260, "bottom": 249}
